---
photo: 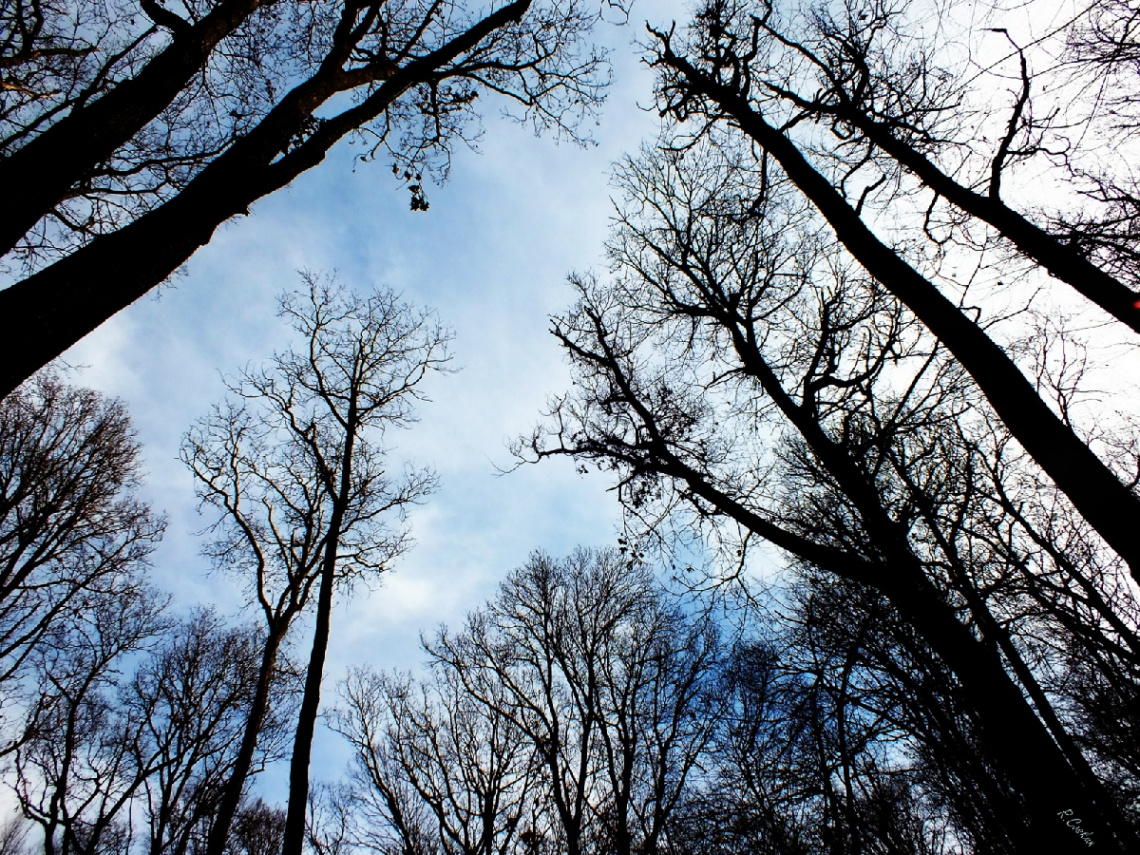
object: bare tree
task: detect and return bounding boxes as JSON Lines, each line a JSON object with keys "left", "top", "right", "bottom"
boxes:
{"left": 12, "top": 580, "right": 169, "bottom": 855}
{"left": 637, "top": 0, "right": 1140, "bottom": 587}
{"left": 8, "top": 605, "right": 296, "bottom": 855}
{"left": 127, "top": 610, "right": 297, "bottom": 855}
{"left": 423, "top": 548, "right": 724, "bottom": 855}
{"left": 0, "top": 371, "right": 307, "bottom": 855}
{"left": 524, "top": 139, "right": 1140, "bottom": 852}
{"left": 669, "top": 616, "right": 962, "bottom": 855}
{"left": 0, "top": 0, "right": 610, "bottom": 399}
{"left": 334, "top": 679, "right": 443, "bottom": 855}
{"left": 0, "top": 371, "right": 164, "bottom": 745}
{"left": 330, "top": 549, "right": 723, "bottom": 855}
{"left": 226, "top": 799, "right": 287, "bottom": 855}
{"left": 334, "top": 665, "right": 541, "bottom": 855}
{"left": 183, "top": 272, "right": 449, "bottom": 855}
{"left": 304, "top": 782, "right": 354, "bottom": 855}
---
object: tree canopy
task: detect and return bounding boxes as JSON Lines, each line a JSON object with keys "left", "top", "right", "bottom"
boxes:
{"left": 0, "top": 0, "right": 609, "bottom": 397}
{"left": 1, "top": 2, "right": 1139, "bottom": 854}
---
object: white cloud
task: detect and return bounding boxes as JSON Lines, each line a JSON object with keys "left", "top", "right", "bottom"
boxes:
{"left": 56, "top": 8, "right": 687, "bottom": 712}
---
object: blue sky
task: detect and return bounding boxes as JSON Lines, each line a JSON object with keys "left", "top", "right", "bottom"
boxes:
{"left": 53, "top": 0, "right": 1116, "bottom": 681}
{"left": 55, "top": 1, "right": 689, "bottom": 786}
{"left": 44, "top": 0, "right": 1140, "bottom": 799}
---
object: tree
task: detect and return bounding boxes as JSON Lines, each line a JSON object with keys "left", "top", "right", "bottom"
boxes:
{"left": 12, "top": 581, "right": 169, "bottom": 855}
{"left": 524, "top": 138, "right": 1140, "bottom": 852}
{"left": 332, "top": 549, "right": 723, "bottom": 855}
{"left": 334, "top": 681, "right": 444, "bottom": 855}
{"left": 303, "top": 782, "right": 354, "bottom": 855}
{"left": 422, "top": 548, "right": 723, "bottom": 855}
{"left": 1028, "top": 0, "right": 1140, "bottom": 295}
{"left": 669, "top": 613, "right": 962, "bottom": 855}
{"left": 334, "top": 665, "right": 544, "bottom": 855}
{"left": 0, "top": 0, "right": 610, "bottom": 399}
{"left": 640, "top": 0, "right": 1140, "bottom": 585}
{"left": 183, "top": 272, "right": 449, "bottom": 855}
{"left": 0, "top": 371, "right": 164, "bottom": 737}
{"left": 0, "top": 373, "right": 300, "bottom": 855}
{"left": 772, "top": 573, "right": 1022, "bottom": 855}
{"left": 128, "top": 611, "right": 296, "bottom": 855}
{"left": 10, "top": 605, "right": 293, "bottom": 855}
{"left": 227, "top": 799, "right": 287, "bottom": 855}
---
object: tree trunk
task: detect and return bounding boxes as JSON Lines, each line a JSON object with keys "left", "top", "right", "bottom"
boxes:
{"left": 0, "top": 63, "right": 372, "bottom": 401}
{"left": 205, "top": 628, "right": 284, "bottom": 855}
{"left": 881, "top": 567, "right": 1126, "bottom": 854}
{"left": 907, "top": 475, "right": 1139, "bottom": 846}
{"left": 278, "top": 557, "right": 337, "bottom": 855}
{"left": 0, "top": 0, "right": 269, "bottom": 256}
{"left": 659, "top": 51, "right": 1140, "bottom": 585}
{"left": 280, "top": 388, "right": 357, "bottom": 855}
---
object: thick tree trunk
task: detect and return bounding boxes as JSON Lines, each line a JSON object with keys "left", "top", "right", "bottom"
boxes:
{"left": 676, "top": 454, "right": 1127, "bottom": 853}
{"left": 884, "top": 613, "right": 1043, "bottom": 853}
{"left": 987, "top": 608, "right": 1138, "bottom": 846}
{"left": 0, "top": 0, "right": 269, "bottom": 257}
{"left": 659, "top": 52, "right": 1140, "bottom": 585}
{"left": 680, "top": 451, "right": 1127, "bottom": 853}
{"left": 0, "top": 0, "right": 533, "bottom": 401}
{"left": 842, "top": 111, "right": 1140, "bottom": 335}
{"left": 907, "top": 480, "right": 1139, "bottom": 846}
{"left": 0, "top": 75, "right": 346, "bottom": 400}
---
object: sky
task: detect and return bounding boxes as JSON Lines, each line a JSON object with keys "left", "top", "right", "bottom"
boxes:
{"left": 35, "top": 0, "right": 1140, "bottom": 798}
{"left": 48, "top": 0, "right": 1121, "bottom": 685}
{"left": 54, "top": 0, "right": 689, "bottom": 791}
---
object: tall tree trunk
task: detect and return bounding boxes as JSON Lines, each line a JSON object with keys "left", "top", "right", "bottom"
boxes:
{"left": 0, "top": 0, "right": 270, "bottom": 256}
{"left": 735, "top": 311, "right": 1135, "bottom": 854}
{"left": 205, "top": 628, "right": 284, "bottom": 855}
{"left": 914, "top": 483, "right": 1140, "bottom": 849}
{"left": 879, "top": 568, "right": 1127, "bottom": 855}
{"left": 280, "top": 392, "right": 357, "bottom": 855}
{"left": 657, "top": 50, "right": 1140, "bottom": 585}
{"left": 278, "top": 558, "right": 337, "bottom": 855}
